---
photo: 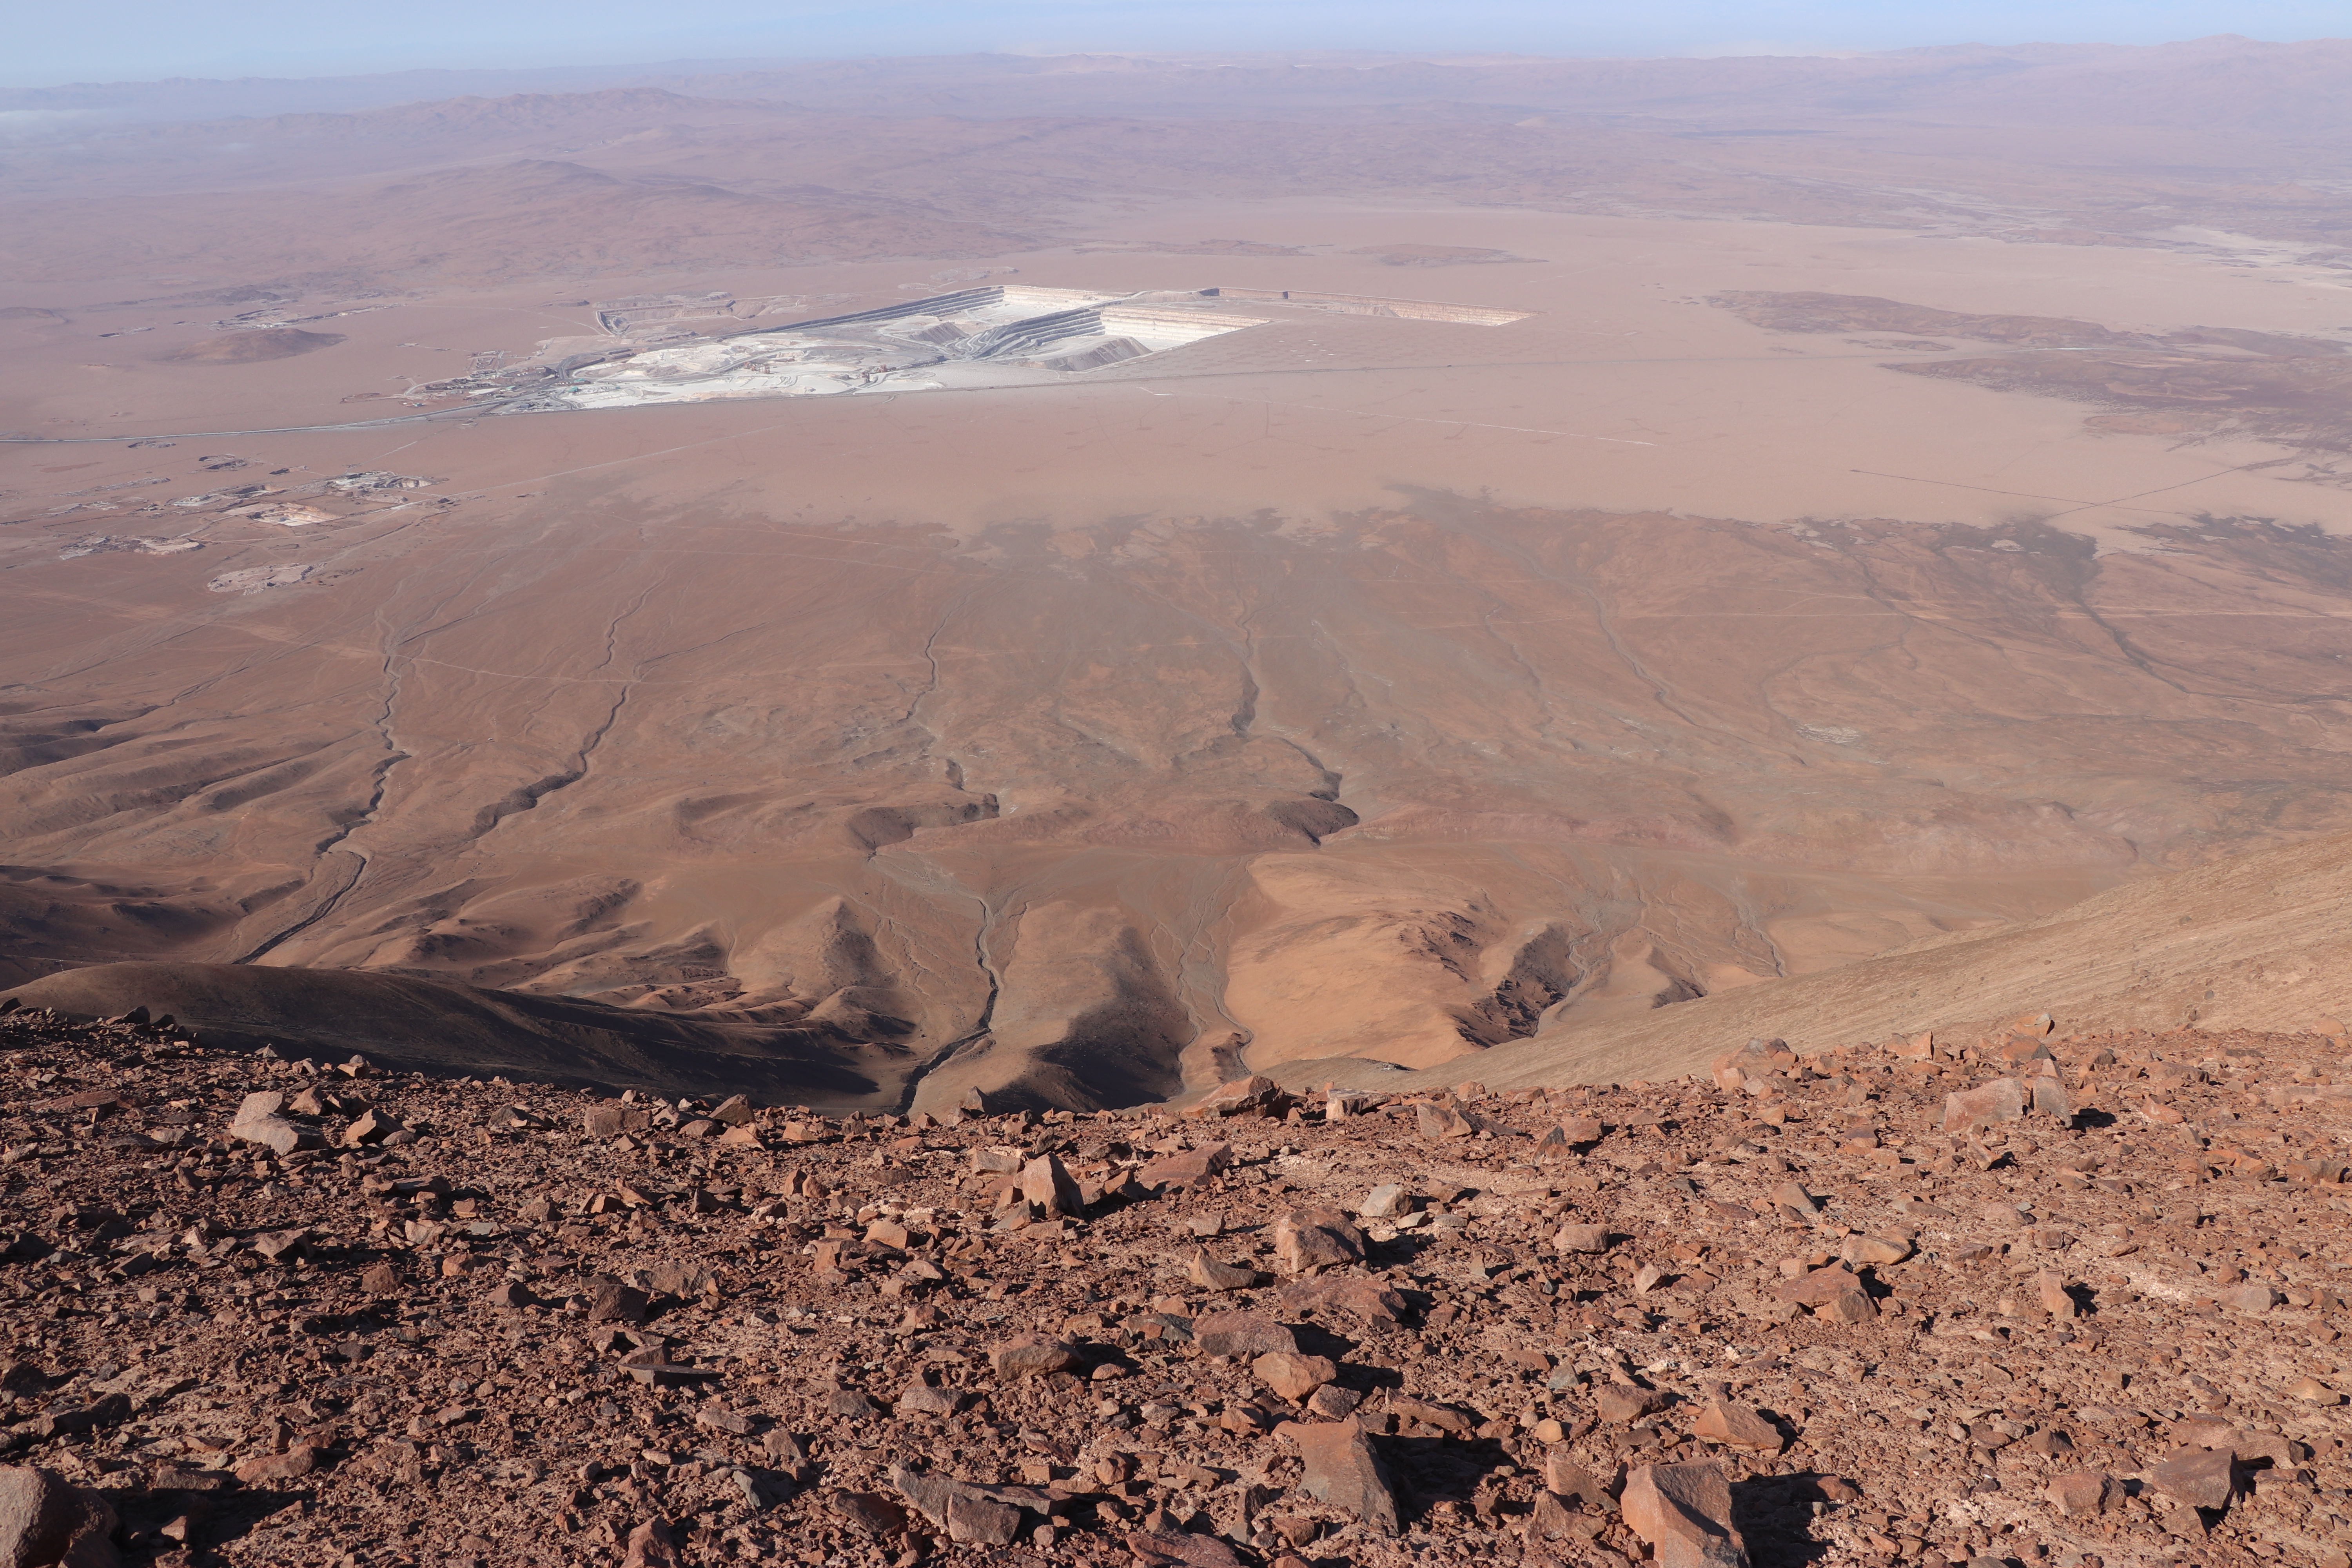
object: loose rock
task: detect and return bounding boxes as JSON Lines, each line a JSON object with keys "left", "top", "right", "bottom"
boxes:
{"left": 1279, "top": 1421, "right": 1399, "bottom": 1535}
{"left": 1621, "top": 1460, "right": 1749, "bottom": 1568}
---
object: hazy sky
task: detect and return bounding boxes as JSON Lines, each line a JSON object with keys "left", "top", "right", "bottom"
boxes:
{"left": 11, "top": 0, "right": 2347, "bottom": 87}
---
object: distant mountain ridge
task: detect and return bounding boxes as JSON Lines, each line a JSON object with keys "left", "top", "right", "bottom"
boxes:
{"left": 8, "top": 37, "right": 2351, "bottom": 138}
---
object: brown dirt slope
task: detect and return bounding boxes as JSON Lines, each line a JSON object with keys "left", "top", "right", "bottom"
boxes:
{"left": 1356, "top": 827, "right": 2352, "bottom": 1095}
{"left": 9, "top": 501, "right": 2352, "bottom": 1115}
{"left": 0, "top": 962, "right": 915, "bottom": 1109}
{"left": 0, "top": 1005, "right": 2345, "bottom": 1567}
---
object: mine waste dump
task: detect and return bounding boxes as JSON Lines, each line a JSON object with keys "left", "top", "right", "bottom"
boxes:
{"left": 488, "top": 286, "right": 1274, "bottom": 412}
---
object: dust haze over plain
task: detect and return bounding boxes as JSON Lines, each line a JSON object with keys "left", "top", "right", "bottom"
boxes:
{"left": 6, "top": 14, "right": 2352, "bottom": 1111}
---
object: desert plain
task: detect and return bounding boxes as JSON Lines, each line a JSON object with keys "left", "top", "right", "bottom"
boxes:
{"left": 9, "top": 44, "right": 2352, "bottom": 1110}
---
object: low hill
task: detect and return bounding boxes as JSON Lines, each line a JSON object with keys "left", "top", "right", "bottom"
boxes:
{"left": 1322, "top": 826, "right": 2352, "bottom": 1093}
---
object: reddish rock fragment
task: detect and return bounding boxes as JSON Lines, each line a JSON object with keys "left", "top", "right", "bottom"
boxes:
{"left": 1307, "top": 1385, "right": 1364, "bottom": 1421}
{"left": 1021, "top": 1152, "right": 1084, "bottom": 1218}
{"left": 1140, "top": 1143, "right": 1233, "bottom": 1190}
{"left": 2031, "top": 1077, "right": 2073, "bottom": 1118}
{"left": 227, "top": 1091, "right": 314, "bottom": 1156}
{"left": 1771, "top": 1264, "right": 1862, "bottom": 1305}
{"left": 1254, "top": 1352, "right": 1338, "bottom": 1401}
{"left": 1194, "top": 1311, "right": 1298, "bottom": 1358}
{"left": 1598, "top": 1386, "right": 1670, "bottom": 1424}
{"left": 1416, "top": 1102, "right": 1475, "bottom": 1140}
{"left": 897, "top": 1381, "right": 963, "bottom": 1416}
{"left": 1277, "top": 1421, "right": 1399, "bottom": 1535}
{"left": 831, "top": 1492, "right": 907, "bottom": 1536}
{"left": 1941, "top": 1077, "right": 2028, "bottom": 1131}
{"left": 586, "top": 1279, "right": 650, "bottom": 1323}
{"left": 1838, "top": 1234, "right": 1911, "bottom": 1267}
{"left": 991, "top": 1335, "right": 1081, "bottom": 1379}
{"left": 947, "top": 1493, "right": 1023, "bottom": 1545}
{"left": 1390, "top": 1396, "right": 1476, "bottom": 1433}
{"left": 233, "top": 1444, "right": 318, "bottom": 1485}
{"left": 1272, "top": 1206, "right": 1365, "bottom": 1274}
{"left": 1186, "top": 1249, "right": 1258, "bottom": 1292}
{"left": 1819, "top": 1288, "right": 1877, "bottom": 1323}
{"left": 1190, "top": 1076, "right": 1288, "bottom": 1120}
{"left": 1544, "top": 1455, "right": 1615, "bottom": 1508}
{"left": 2147, "top": 1446, "right": 2236, "bottom": 1511}
{"left": 1692, "top": 1401, "right": 1784, "bottom": 1452}
{"left": 1621, "top": 1460, "right": 1748, "bottom": 1568}
{"left": 2047, "top": 1473, "right": 2113, "bottom": 1516}
{"left": 1554, "top": 1223, "right": 1614, "bottom": 1253}
{"left": 0, "top": 1465, "right": 120, "bottom": 1568}
{"left": 1530, "top": 1490, "right": 1585, "bottom": 1537}
{"left": 622, "top": 1518, "right": 682, "bottom": 1568}
{"left": 1126, "top": 1528, "right": 1245, "bottom": 1568}
{"left": 1275, "top": 1276, "right": 1408, "bottom": 1324}
{"left": 341, "top": 1108, "right": 403, "bottom": 1147}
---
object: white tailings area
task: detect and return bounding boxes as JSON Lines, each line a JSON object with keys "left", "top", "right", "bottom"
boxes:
{"left": 485, "top": 284, "right": 1520, "bottom": 415}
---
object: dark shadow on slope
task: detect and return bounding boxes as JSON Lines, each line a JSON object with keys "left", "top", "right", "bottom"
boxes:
{"left": 3, "top": 961, "right": 891, "bottom": 1107}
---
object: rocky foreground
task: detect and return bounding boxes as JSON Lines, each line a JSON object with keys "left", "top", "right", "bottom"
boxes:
{"left": 0, "top": 1004, "right": 2348, "bottom": 1568}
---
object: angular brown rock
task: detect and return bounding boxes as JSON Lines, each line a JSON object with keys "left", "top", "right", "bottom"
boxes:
{"left": 1275, "top": 1276, "right": 1408, "bottom": 1324}
{"left": 897, "top": 1381, "right": 963, "bottom": 1416}
{"left": 1389, "top": 1396, "right": 1475, "bottom": 1433}
{"left": 1139, "top": 1142, "right": 1232, "bottom": 1190}
{"left": 2047, "top": 1472, "right": 2113, "bottom": 1516}
{"left": 233, "top": 1444, "right": 318, "bottom": 1485}
{"left": 2219, "top": 1283, "right": 2278, "bottom": 1314}
{"left": 1415, "top": 1102, "right": 1475, "bottom": 1140}
{"left": 991, "top": 1336, "right": 1081, "bottom": 1379}
{"left": 1192, "top": 1311, "right": 1298, "bottom": 1358}
{"left": 1838, "top": 1234, "right": 1911, "bottom": 1267}
{"left": 1307, "top": 1384, "right": 1364, "bottom": 1421}
{"left": 1126, "top": 1528, "right": 1244, "bottom": 1568}
{"left": 947, "top": 1493, "right": 1023, "bottom": 1545}
{"left": 1819, "top": 1287, "right": 1877, "bottom": 1323}
{"left": 341, "top": 1108, "right": 403, "bottom": 1147}
{"left": 1621, "top": 1461, "right": 1748, "bottom": 1568}
{"left": 1020, "top": 1152, "right": 1084, "bottom": 1218}
{"left": 1692, "top": 1400, "right": 1784, "bottom": 1452}
{"left": 227, "top": 1091, "right": 313, "bottom": 1156}
{"left": 1185, "top": 1249, "right": 1258, "bottom": 1292}
{"left": 0, "top": 1465, "right": 119, "bottom": 1568}
{"left": 831, "top": 1492, "right": 909, "bottom": 1536}
{"left": 1941, "top": 1077, "right": 2027, "bottom": 1131}
{"left": 1597, "top": 1386, "right": 1670, "bottom": 1424}
{"left": 2147, "top": 1445, "right": 2235, "bottom": 1510}
{"left": 1770, "top": 1264, "right": 1860, "bottom": 1306}
{"left": 622, "top": 1518, "right": 682, "bottom": 1568}
{"left": 1544, "top": 1455, "right": 1615, "bottom": 1509}
{"left": 1271, "top": 1205, "right": 1365, "bottom": 1274}
{"left": 1278, "top": 1421, "right": 1399, "bottom": 1535}
{"left": 1190, "top": 1076, "right": 1288, "bottom": 1120}
{"left": 586, "top": 1279, "right": 650, "bottom": 1323}
{"left": 1253, "top": 1352, "right": 1338, "bottom": 1401}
